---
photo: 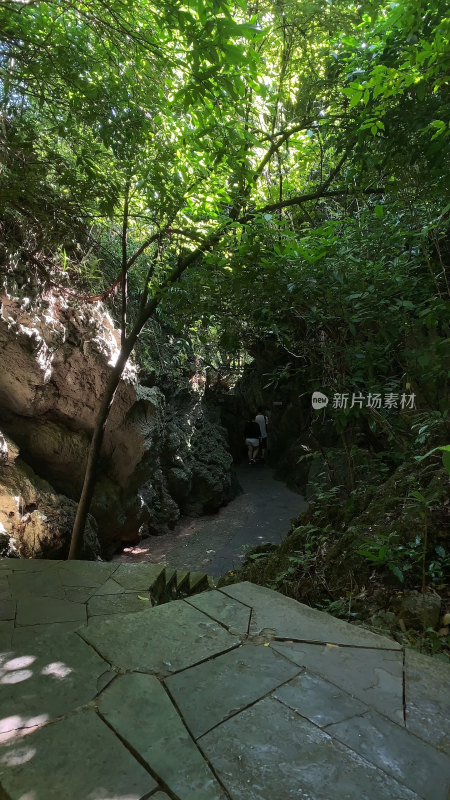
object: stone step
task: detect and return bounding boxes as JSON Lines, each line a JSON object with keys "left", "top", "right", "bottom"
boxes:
{"left": 188, "top": 572, "right": 211, "bottom": 595}
{"left": 163, "top": 567, "right": 178, "bottom": 599}
{"left": 175, "top": 569, "right": 191, "bottom": 595}
{"left": 155, "top": 567, "right": 214, "bottom": 604}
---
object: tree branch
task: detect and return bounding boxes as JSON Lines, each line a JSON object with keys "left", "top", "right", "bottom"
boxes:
{"left": 242, "top": 186, "right": 385, "bottom": 219}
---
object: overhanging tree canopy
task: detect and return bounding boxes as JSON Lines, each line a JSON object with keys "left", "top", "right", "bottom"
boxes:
{"left": 1, "top": 0, "right": 448, "bottom": 556}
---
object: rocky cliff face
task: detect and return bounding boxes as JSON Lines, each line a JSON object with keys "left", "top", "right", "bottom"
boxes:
{"left": 0, "top": 289, "right": 235, "bottom": 558}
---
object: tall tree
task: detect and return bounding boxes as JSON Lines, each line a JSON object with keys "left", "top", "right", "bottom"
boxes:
{"left": 1, "top": 0, "right": 447, "bottom": 556}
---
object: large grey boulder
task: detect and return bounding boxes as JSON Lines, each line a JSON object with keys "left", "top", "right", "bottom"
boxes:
{"left": 0, "top": 430, "right": 100, "bottom": 559}
{"left": 0, "top": 290, "right": 235, "bottom": 554}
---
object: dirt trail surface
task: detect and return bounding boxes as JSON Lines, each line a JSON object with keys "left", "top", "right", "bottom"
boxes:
{"left": 114, "top": 465, "right": 308, "bottom": 578}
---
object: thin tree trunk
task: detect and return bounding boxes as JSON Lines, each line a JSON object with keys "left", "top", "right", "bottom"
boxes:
{"left": 121, "top": 180, "right": 130, "bottom": 347}
{"left": 68, "top": 323, "right": 141, "bottom": 559}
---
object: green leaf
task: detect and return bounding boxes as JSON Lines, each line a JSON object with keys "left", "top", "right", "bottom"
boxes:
{"left": 442, "top": 450, "right": 450, "bottom": 476}
{"left": 375, "top": 205, "right": 384, "bottom": 219}
{"left": 349, "top": 90, "right": 362, "bottom": 108}
{"left": 390, "top": 565, "right": 404, "bottom": 582}
{"left": 410, "top": 490, "right": 426, "bottom": 503}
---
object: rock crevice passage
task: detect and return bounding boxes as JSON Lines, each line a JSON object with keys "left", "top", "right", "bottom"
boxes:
{"left": 0, "top": 558, "right": 449, "bottom": 800}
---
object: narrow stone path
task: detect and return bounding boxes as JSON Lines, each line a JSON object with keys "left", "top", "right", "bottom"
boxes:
{"left": 115, "top": 465, "right": 308, "bottom": 578}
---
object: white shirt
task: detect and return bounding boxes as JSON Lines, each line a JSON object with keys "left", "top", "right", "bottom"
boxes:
{"left": 255, "top": 414, "right": 268, "bottom": 437}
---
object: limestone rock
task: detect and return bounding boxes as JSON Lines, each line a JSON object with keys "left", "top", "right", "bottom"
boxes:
{"left": 399, "top": 591, "right": 441, "bottom": 630}
{"left": 0, "top": 430, "right": 100, "bottom": 559}
{"left": 0, "top": 290, "right": 235, "bottom": 553}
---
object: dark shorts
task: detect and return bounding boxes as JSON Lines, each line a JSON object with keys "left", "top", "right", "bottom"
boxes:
{"left": 260, "top": 437, "right": 267, "bottom": 451}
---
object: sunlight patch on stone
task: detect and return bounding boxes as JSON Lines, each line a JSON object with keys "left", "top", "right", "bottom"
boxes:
{"left": 41, "top": 661, "right": 73, "bottom": 679}
{"left": 0, "top": 716, "right": 23, "bottom": 734}
{"left": 1, "top": 669, "right": 33, "bottom": 684}
{"left": 0, "top": 715, "right": 49, "bottom": 741}
{"left": 1, "top": 745, "right": 36, "bottom": 767}
{"left": 4, "top": 656, "right": 36, "bottom": 671}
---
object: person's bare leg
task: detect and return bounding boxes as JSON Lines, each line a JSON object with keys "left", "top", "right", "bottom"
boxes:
{"left": 247, "top": 443, "right": 253, "bottom": 462}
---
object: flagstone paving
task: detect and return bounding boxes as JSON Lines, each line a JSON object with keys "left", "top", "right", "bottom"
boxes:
{"left": 0, "top": 559, "right": 449, "bottom": 800}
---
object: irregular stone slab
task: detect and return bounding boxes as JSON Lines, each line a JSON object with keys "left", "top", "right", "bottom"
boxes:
{"left": 274, "top": 671, "right": 368, "bottom": 727}
{"left": 0, "top": 621, "right": 13, "bottom": 650}
{"left": 0, "top": 558, "right": 61, "bottom": 572}
{"left": 113, "top": 563, "right": 165, "bottom": 591}
{"left": 166, "top": 643, "right": 301, "bottom": 738}
{"left": 404, "top": 649, "right": 450, "bottom": 755}
{"left": 0, "top": 628, "right": 108, "bottom": 733}
{"left": 327, "top": 708, "right": 450, "bottom": 800}
{"left": 0, "top": 599, "right": 15, "bottom": 621}
{"left": 8, "top": 569, "right": 66, "bottom": 600}
{"left": 0, "top": 708, "right": 156, "bottom": 799}
{"left": 0, "top": 576, "right": 12, "bottom": 600}
{"left": 12, "top": 621, "right": 85, "bottom": 646}
{"left": 220, "top": 582, "right": 401, "bottom": 649}
{"left": 200, "top": 696, "right": 421, "bottom": 800}
{"left": 185, "top": 590, "right": 251, "bottom": 635}
{"left": 57, "top": 560, "right": 118, "bottom": 587}
{"left": 271, "top": 641, "right": 404, "bottom": 724}
{"left": 91, "top": 577, "right": 128, "bottom": 595}
{"left": 151, "top": 794, "right": 172, "bottom": 800}
{"left": 64, "top": 586, "right": 97, "bottom": 603}
{"left": 81, "top": 600, "right": 240, "bottom": 675}
{"left": 100, "top": 673, "right": 227, "bottom": 800}
{"left": 96, "top": 669, "right": 116, "bottom": 694}
{"left": 15, "top": 594, "right": 86, "bottom": 626}
{"left": 88, "top": 592, "right": 151, "bottom": 617}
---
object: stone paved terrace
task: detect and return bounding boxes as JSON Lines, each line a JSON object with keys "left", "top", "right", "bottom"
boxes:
{"left": 0, "top": 558, "right": 449, "bottom": 800}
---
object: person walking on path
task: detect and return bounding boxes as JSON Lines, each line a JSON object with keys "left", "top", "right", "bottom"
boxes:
{"left": 244, "top": 414, "right": 261, "bottom": 464}
{"left": 255, "top": 408, "right": 269, "bottom": 462}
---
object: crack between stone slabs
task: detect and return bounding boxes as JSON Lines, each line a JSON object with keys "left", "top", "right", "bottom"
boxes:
{"left": 273, "top": 692, "right": 372, "bottom": 736}
{"left": 96, "top": 708, "right": 182, "bottom": 800}
{"left": 322, "top": 709, "right": 372, "bottom": 731}
{"left": 144, "top": 641, "right": 244, "bottom": 680}
{"left": 1, "top": 701, "right": 102, "bottom": 741}
{"left": 64, "top": 587, "right": 98, "bottom": 602}
{"left": 94, "top": 669, "right": 120, "bottom": 699}
{"left": 270, "top": 648, "right": 408, "bottom": 735}
{"left": 402, "top": 646, "right": 407, "bottom": 727}
{"left": 216, "top": 588, "right": 254, "bottom": 612}
{"left": 12, "top": 593, "right": 17, "bottom": 630}
{"left": 74, "top": 629, "right": 116, "bottom": 669}
{"left": 183, "top": 596, "right": 252, "bottom": 637}
{"left": 161, "top": 680, "right": 234, "bottom": 800}
{"left": 246, "top": 605, "right": 253, "bottom": 637}
{"left": 269, "top": 635, "right": 401, "bottom": 652}
{"left": 270, "top": 696, "right": 424, "bottom": 799}
{"left": 194, "top": 665, "right": 306, "bottom": 743}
